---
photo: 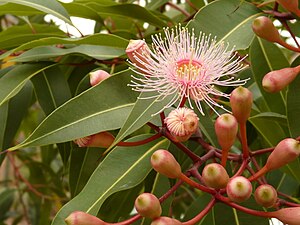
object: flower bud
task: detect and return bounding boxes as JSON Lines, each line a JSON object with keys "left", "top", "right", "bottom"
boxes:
{"left": 74, "top": 132, "right": 115, "bottom": 148}
{"left": 151, "top": 216, "right": 182, "bottom": 225}
{"left": 202, "top": 163, "right": 229, "bottom": 189}
{"left": 164, "top": 107, "right": 199, "bottom": 142}
{"left": 252, "top": 16, "right": 282, "bottom": 43}
{"left": 151, "top": 150, "right": 182, "bottom": 179}
{"left": 254, "top": 184, "right": 277, "bottom": 208}
{"left": 134, "top": 193, "right": 162, "bottom": 219}
{"left": 262, "top": 65, "right": 300, "bottom": 93}
{"left": 230, "top": 86, "right": 253, "bottom": 123}
{"left": 65, "top": 211, "right": 107, "bottom": 225}
{"left": 249, "top": 138, "right": 300, "bottom": 181}
{"left": 89, "top": 70, "right": 110, "bottom": 86}
{"left": 226, "top": 176, "right": 252, "bottom": 203}
{"left": 270, "top": 207, "right": 300, "bottom": 225}
{"left": 276, "top": 0, "right": 300, "bottom": 17}
{"left": 215, "top": 113, "right": 238, "bottom": 166}
{"left": 126, "top": 39, "right": 151, "bottom": 72}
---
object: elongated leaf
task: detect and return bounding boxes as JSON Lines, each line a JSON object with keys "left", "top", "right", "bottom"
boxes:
{"left": 0, "top": 24, "right": 65, "bottom": 50}
{"left": 250, "top": 37, "right": 288, "bottom": 114}
{"left": 249, "top": 117, "right": 286, "bottom": 146}
{"left": 287, "top": 57, "right": 300, "bottom": 138}
{"left": 0, "top": 63, "right": 54, "bottom": 107}
{"left": 8, "top": 70, "right": 138, "bottom": 151}
{"left": 31, "top": 66, "right": 72, "bottom": 115}
{"left": 1, "top": 34, "right": 128, "bottom": 59}
{"left": 111, "top": 91, "right": 176, "bottom": 150}
{"left": 51, "top": 135, "right": 170, "bottom": 225}
{"left": 84, "top": 3, "right": 168, "bottom": 27}
{"left": 63, "top": 2, "right": 104, "bottom": 22}
{"left": 12, "top": 45, "right": 125, "bottom": 62}
{"left": 69, "top": 147, "right": 101, "bottom": 197}
{"left": 0, "top": 0, "right": 72, "bottom": 25}
{"left": 250, "top": 112, "right": 287, "bottom": 126}
{"left": 188, "top": 0, "right": 262, "bottom": 50}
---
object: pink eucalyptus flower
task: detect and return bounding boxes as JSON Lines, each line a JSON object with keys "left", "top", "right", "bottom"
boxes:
{"left": 128, "top": 25, "right": 248, "bottom": 115}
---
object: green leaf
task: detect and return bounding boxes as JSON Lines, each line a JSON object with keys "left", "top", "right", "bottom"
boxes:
{"left": 8, "top": 70, "right": 138, "bottom": 151}
{"left": 188, "top": 0, "right": 262, "bottom": 50}
{"left": 0, "top": 24, "right": 65, "bottom": 50}
{"left": 51, "top": 135, "right": 170, "bottom": 225}
{"left": 69, "top": 147, "right": 102, "bottom": 197}
{"left": 0, "top": 63, "right": 54, "bottom": 107}
{"left": 31, "top": 66, "right": 72, "bottom": 115}
{"left": 63, "top": 2, "right": 104, "bottom": 23}
{"left": 111, "top": 91, "right": 176, "bottom": 150}
{"left": 1, "top": 33, "right": 128, "bottom": 59}
{"left": 287, "top": 57, "right": 300, "bottom": 138}
{"left": 250, "top": 37, "right": 289, "bottom": 114}
{"left": 0, "top": 0, "right": 72, "bottom": 25}
{"left": 0, "top": 82, "right": 33, "bottom": 164}
{"left": 250, "top": 112, "right": 287, "bottom": 126}
{"left": 99, "top": 184, "right": 142, "bottom": 222}
{"left": 249, "top": 116, "right": 286, "bottom": 146}
{"left": 12, "top": 45, "right": 126, "bottom": 62}
{"left": 83, "top": 3, "right": 168, "bottom": 27}
{"left": 0, "top": 189, "right": 15, "bottom": 220}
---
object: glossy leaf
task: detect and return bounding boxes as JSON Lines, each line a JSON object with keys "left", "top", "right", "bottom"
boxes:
{"left": 31, "top": 66, "right": 72, "bottom": 115}
{"left": 69, "top": 147, "right": 102, "bottom": 197}
{"left": 0, "top": 24, "right": 65, "bottom": 50}
{"left": 51, "top": 135, "right": 170, "bottom": 225}
{"left": 83, "top": 3, "right": 168, "bottom": 27}
{"left": 111, "top": 91, "right": 176, "bottom": 150}
{"left": 8, "top": 70, "right": 138, "bottom": 151}
{"left": 287, "top": 57, "right": 300, "bottom": 138}
{"left": 13, "top": 44, "right": 126, "bottom": 62}
{"left": 2, "top": 33, "right": 128, "bottom": 59}
{"left": 0, "top": 63, "right": 54, "bottom": 107}
{"left": 249, "top": 37, "right": 288, "bottom": 114}
{"left": 188, "top": 0, "right": 262, "bottom": 50}
{"left": 0, "top": 0, "right": 72, "bottom": 25}
{"left": 250, "top": 112, "right": 287, "bottom": 126}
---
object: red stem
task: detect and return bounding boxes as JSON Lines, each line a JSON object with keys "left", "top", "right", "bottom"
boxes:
{"left": 117, "top": 133, "right": 162, "bottom": 146}
{"left": 215, "top": 194, "right": 274, "bottom": 218}
{"left": 179, "top": 173, "right": 216, "bottom": 194}
{"left": 239, "top": 122, "right": 249, "bottom": 159}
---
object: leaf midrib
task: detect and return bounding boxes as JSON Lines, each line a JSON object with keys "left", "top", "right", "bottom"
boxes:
{"left": 86, "top": 138, "right": 167, "bottom": 213}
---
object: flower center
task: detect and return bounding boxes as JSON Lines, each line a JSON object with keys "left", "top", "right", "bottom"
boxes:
{"left": 176, "top": 59, "right": 202, "bottom": 83}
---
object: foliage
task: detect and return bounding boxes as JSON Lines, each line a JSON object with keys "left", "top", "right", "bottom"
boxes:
{"left": 0, "top": 0, "right": 300, "bottom": 225}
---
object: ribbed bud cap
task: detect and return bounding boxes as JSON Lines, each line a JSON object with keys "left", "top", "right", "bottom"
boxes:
{"left": 65, "top": 211, "right": 107, "bottom": 225}
{"left": 89, "top": 70, "right": 110, "bottom": 86}
{"left": 230, "top": 86, "right": 253, "bottom": 123}
{"left": 74, "top": 132, "right": 115, "bottom": 148}
{"left": 254, "top": 184, "right": 277, "bottom": 208}
{"left": 151, "top": 150, "right": 182, "bottom": 179}
{"left": 262, "top": 65, "right": 300, "bottom": 93}
{"left": 134, "top": 193, "right": 162, "bottom": 219}
{"left": 252, "top": 16, "right": 282, "bottom": 43}
{"left": 226, "top": 176, "right": 252, "bottom": 203}
{"left": 202, "top": 163, "right": 229, "bottom": 189}
{"left": 164, "top": 107, "right": 199, "bottom": 142}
